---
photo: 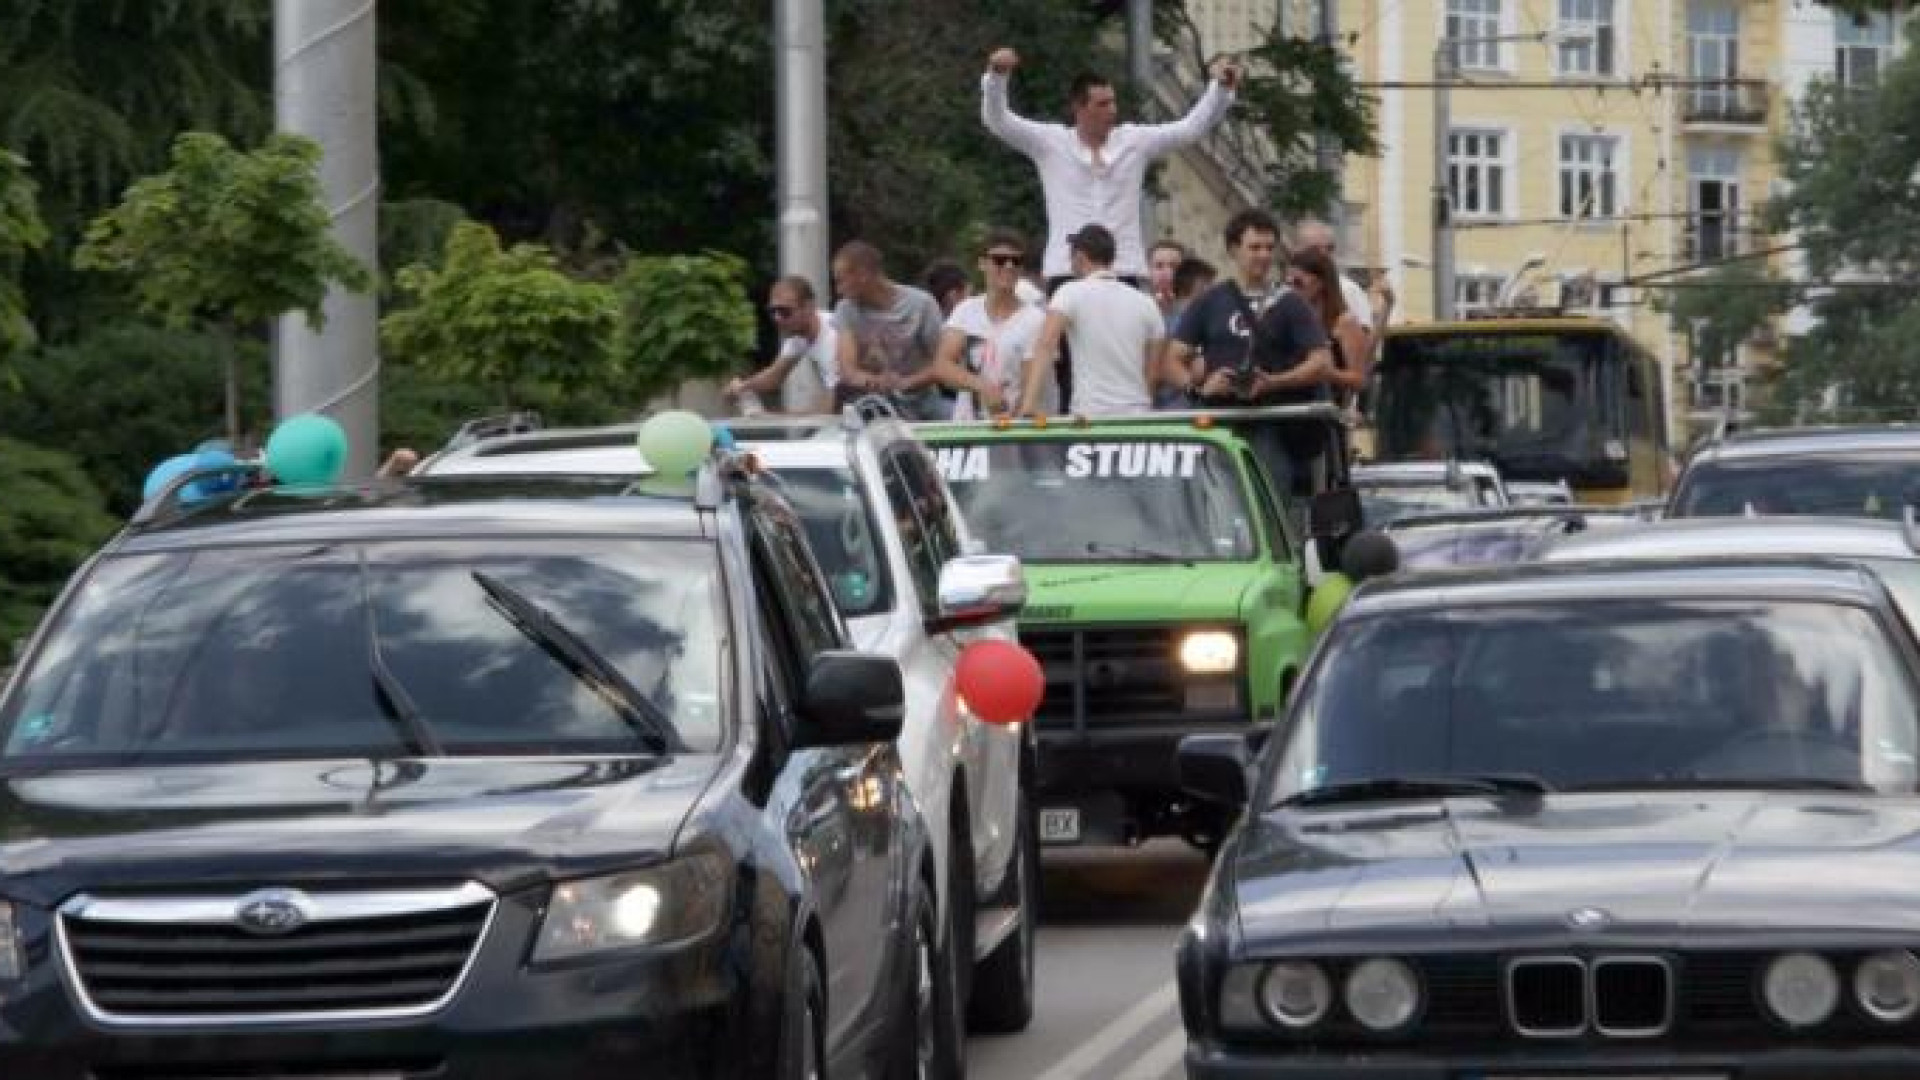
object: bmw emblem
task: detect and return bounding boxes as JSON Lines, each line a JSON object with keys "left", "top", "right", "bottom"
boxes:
{"left": 233, "top": 888, "right": 314, "bottom": 936}
{"left": 1566, "top": 906, "right": 1612, "bottom": 932}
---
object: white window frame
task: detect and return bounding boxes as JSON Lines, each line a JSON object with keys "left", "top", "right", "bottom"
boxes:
{"left": 1555, "top": 0, "right": 1620, "bottom": 77}
{"left": 1687, "top": 2, "right": 1742, "bottom": 117}
{"left": 1444, "top": 0, "right": 1511, "bottom": 73}
{"left": 1447, "top": 125, "right": 1514, "bottom": 220}
{"left": 1558, "top": 130, "right": 1626, "bottom": 221}
{"left": 1836, "top": 13, "right": 1895, "bottom": 89}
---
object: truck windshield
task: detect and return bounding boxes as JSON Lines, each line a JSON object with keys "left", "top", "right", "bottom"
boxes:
{"left": 0, "top": 539, "right": 726, "bottom": 765}
{"left": 931, "top": 439, "right": 1257, "bottom": 563}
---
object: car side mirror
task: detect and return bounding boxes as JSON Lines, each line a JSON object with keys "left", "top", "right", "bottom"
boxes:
{"left": 928, "top": 554, "right": 1027, "bottom": 635}
{"left": 1178, "top": 733, "right": 1252, "bottom": 808}
{"left": 797, "top": 651, "right": 905, "bottom": 747}
{"left": 1308, "top": 487, "right": 1364, "bottom": 540}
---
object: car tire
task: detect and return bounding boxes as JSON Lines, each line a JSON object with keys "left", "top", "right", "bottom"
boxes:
{"left": 967, "top": 793, "right": 1037, "bottom": 1034}
{"left": 889, "top": 882, "right": 963, "bottom": 1080}
{"left": 777, "top": 944, "right": 825, "bottom": 1080}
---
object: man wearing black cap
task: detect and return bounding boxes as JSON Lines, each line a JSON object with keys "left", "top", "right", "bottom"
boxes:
{"left": 1018, "top": 224, "right": 1166, "bottom": 417}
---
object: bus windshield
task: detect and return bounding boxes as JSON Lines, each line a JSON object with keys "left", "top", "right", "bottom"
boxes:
{"left": 1372, "top": 331, "right": 1610, "bottom": 481}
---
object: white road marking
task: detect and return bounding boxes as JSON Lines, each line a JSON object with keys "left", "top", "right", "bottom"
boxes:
{"left": 1032, "top": 981, "right": 1179, "bottom": 1080}
{"left": 1113, "top": 1023, "right": 1187, "bottom": 1080}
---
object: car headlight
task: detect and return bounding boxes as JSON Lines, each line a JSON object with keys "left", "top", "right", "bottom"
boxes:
{"left": 1764, "top": 952, "right": 1840, "bottom": 1028}
{"left": 1856, "top": 951, "right": 1920, "bottom": 1023}
{"left": 1345, "top": 958, "right": 1421, "bottom": 1032}
{"left": 533, "top": 853, "right": 729, "bottom": 963}
{"left": 1179, "top": 631, "right": 1240, "bottom": 674}
{"left": 1258, "top": 961, "right": 1333, "bottom": 1029}
{"left": 0, "top": 901, "right": 19, "bottom": 980}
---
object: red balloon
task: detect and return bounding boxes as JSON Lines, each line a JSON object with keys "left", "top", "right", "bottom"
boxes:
{"left": 956, "top": 639, "right": 1045, "bottom": 724}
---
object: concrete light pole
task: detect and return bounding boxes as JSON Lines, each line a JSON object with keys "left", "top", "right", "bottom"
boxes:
{"left": 775, "top": 0, "right": 830, "bottom": 298}
{"left": 272, "top": 0, "right": 380, "bottom": 478}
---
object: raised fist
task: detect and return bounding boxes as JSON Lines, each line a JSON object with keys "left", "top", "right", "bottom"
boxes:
{"left": 989, "top": 47, "right": 1019, "bottom": 76}
{"left": 1211, "top": 56, "right": 1243, "bottom": 89}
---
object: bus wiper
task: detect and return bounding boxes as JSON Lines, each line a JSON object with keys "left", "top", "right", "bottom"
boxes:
{"left": 1083, "top": 540, "right": 1193, "bottom": 565}
{"left": 471, "top": 571, "right": 684, "bottom": 754}
{"left": 1277, "top": 774, "right": 1551, "bottom": 808}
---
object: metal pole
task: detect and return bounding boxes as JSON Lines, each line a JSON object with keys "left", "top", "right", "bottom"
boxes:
{"left": 1316, "top": 0, "right": 1346, "bottom": 244}
{"left": 775, "top": 0, "right": 830, "bottom": 299}
{"left": 1431, "top": 39, "right": 1455, "bottom": 321}
{"left": 273, "top": 0, "right": 379, "bottom": 478}
{"left": 1127, "top": 0, "right": 1154, "bottom": 244}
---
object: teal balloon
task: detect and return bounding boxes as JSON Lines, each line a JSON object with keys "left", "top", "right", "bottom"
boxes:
{"left": 1305, "top": 573, "right": 1355, "bottom": 636}
{"left": 142, "top": 453, "right": 199, "bottom": 501}
{"left": 637, "top": 410, "right": 714, "bottom": 483}
{"left": 266, "top": 413, "right": 349, "bottom": 487}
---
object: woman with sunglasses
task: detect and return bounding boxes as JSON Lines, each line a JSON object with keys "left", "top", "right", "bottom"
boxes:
{"left": 925, "top": 228, "right": 1050, "bottom": 420}
{"left": 1284, "top": 248, "right": 1370, "bottom": 405}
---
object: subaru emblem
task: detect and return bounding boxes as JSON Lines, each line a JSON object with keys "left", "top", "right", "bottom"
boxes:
{"left": 233, "top": 888, "right": 314, "bottom": 936}
{"left": 1566, "top": 906, "right": 1611, "bottom": 932}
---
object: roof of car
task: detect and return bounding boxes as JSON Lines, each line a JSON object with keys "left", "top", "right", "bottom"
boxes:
{"left": 416, "top": 415, "right": 912, "bottom": 478}
{"left": 1541, "top": 515, "right": 1916, "bottom": 564}
{"left": 1345, "top": 558, "right": 1889, "bottom": 618}
{"left": 1694, "top": 425, "right": 1920, "bottom": 462}
{"left": 114, "top": 477, "right": 717, "bottom": 552}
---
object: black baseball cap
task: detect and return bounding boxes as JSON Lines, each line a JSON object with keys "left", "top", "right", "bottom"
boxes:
{"left": 1067, "top": 223, "right": 1116, "bottom": 265}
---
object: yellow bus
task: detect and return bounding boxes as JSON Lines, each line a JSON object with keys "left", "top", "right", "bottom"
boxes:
{"left": 1365, "top": 315, "right": 1671, "bottom": 504}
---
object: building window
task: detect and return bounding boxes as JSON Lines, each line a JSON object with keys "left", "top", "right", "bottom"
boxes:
{"left": 1447, "top": 128, "right": 1508, "bottom": 217}
{"left": 1688, "top": 2, "right": 1742, "bottom": 116}
{"left": 1556, "top": 0, "right": 1616, "bottom": 76}
{"left": 1688, "top": 146, "right": 1742, "bottom": 263}
{"left": 1837, "top": 12, "right": 1894, "bottom": 89}
{"left": 1455, "top": 272, "right": 1505, "bottom": 315}
{"left": 1559, "top": 133, "right": 1620, "bottom": 219}
{"left": 1446, "top": 0, "right": 1504, "bottom": 70}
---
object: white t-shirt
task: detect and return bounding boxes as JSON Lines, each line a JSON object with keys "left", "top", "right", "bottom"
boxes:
{"left": 945, "top": 296, "right": 1049, "bottom": 421}
{"left": 776, "top": 320, "right": 839, "bottom": 414}
{"left": 1048, "top": 273, "right": 1164, "bottom": 416}
{"left": 1339, "top": 275, "right": 1373, "bottom": 333}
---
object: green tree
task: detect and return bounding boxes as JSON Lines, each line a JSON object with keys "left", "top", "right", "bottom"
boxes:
{"left": 610, "top": 252, "right": 756, "bottom": 403}
{"left": 0, "top": 437, "right": 116, "bottom": 647}
{"left": 74, "top": 131, "right": 373, "bottom": 445}
{"left": 0, "top": 148, "right": 47, "bottom": 372}
{"left": 1656, "top": 260, "right": 1792, "bottom": 410}
{"left": 382, "top": 220, "right": 619, "bottom": 409}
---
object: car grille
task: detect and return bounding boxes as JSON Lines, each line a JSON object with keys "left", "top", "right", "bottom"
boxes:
{"left": 1507, "top": 955, "right": 1673, "bottom": 1038}
{"left": 1020, "top": 624, "right": 1241, "bottom": 729}
{"left": 59, "top": 883, "right": 495, "bottom": 1024}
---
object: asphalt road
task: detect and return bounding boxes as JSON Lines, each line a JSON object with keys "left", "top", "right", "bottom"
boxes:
{"left": 968, "top": 839, "right": 1211, "bottom": 1080}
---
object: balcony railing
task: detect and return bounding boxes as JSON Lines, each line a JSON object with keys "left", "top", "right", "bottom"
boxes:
{"left": 1682, "top": 78, "right": 1770, "bottom": 126}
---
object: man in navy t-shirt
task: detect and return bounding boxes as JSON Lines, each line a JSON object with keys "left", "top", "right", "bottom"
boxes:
{"left": 1167, "top": 209, "right": 1335, "bottom": 406}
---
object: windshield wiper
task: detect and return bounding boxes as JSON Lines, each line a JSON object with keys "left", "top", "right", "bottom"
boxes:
{"left": 1083, "top": 540, "right": 1194, "bottom": 565}
{"left": 360, "top": 554, "right": 443, "bottom": 757}
{"left": 1567, "top": 777, "right": 1875, "bottom": 794}
{"left": 1278, "top": 774, "right": 1552, "bottom": 809}
{"left": 470, "top": 571, "right": 684, "bottom": 754}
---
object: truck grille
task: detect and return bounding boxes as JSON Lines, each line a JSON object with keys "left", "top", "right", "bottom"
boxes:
{"left": 1021, "top": 625, "right": 1241, "bottom": 728}
{"left": 58, "top": 883, "right": 495, "bottom": 1025}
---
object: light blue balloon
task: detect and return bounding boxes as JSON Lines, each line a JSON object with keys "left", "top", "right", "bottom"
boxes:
{"left": 712, "top": 424, "right": 737, "bottom": 451}
{"left": 142, "top": 453, "right": 199, "bottom": 502}
{"left": 265, "top": 413, "right": 349, "bottom": 487}
{"left": 187, "top": 447, "right": 240, "bottom": 500}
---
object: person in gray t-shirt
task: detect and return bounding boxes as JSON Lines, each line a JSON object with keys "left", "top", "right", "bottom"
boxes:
{"left": 831, "top": 241, "right": 952, "bottom": 421}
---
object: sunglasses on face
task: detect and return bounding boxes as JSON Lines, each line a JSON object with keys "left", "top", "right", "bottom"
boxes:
{"left": 767, "top": 305, "right": 796, "bottom": 318}
{"left": 984, "top": 253, "right": 1024, "bottom": 268}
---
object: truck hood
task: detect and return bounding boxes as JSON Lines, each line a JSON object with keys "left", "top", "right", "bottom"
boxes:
{"left": 1018, "top": 562, "right": 1255, "bottom": 625}
{"left": 0, "top": 755, "right": 713, "bottom": 907}
{"left": 1231, "top": 792, "right": 1920, "bottom": 946}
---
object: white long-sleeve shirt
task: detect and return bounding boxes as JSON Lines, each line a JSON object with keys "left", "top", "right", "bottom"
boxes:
{"left": 981, "top": 71, "right": 1234, "bottom": 279}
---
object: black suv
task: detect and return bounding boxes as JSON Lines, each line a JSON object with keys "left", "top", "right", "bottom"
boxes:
{"left": 0, "top": 460, "right": 936, "bottom": 1079}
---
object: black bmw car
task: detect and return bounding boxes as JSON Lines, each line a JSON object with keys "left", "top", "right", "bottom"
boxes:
{"left": 0, "top": 466, "right": 937, "bottom": 1079}
{"left": 1177, "top": 558, "right": 1920, "bottom": 1078}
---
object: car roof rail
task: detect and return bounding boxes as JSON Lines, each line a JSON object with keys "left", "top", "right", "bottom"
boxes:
{"left": 127, "top": 461, "right": 272, "bottom": 530}
{"left": 445, "top": 409, "right": 545, "bottom": 450}
{"left": 842, "top": 394, "right": 903, "bottom": 430}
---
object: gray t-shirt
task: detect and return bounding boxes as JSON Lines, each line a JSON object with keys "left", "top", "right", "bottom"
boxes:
{"left": 834, "top": 284, "right": 945, "bottom": 382}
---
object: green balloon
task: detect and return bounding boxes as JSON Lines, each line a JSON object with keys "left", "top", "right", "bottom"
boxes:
{"left": 1305, "top": 572, "right": 1355, "bottom": 636}
{"left": 265, "top": 413, "right": 349, "bottom": 487}
{"left": 637, "top": 410, "right": 714, "bottom": 484}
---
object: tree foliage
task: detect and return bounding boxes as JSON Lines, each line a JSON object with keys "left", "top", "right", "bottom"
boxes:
{"left": 0, "top": 148, "right": 47, "bottom": 367}
{"left": 0, "top": 436, "right": 116, "bottom": 648}
{"left": 382, "top": 220, "right": 620, "bottom": 408}
{"left": 1236, "top": 32, "right": 1381, "bottom": 217}
{"left": 610, "top": 252, "right": 756, "bottom": 403}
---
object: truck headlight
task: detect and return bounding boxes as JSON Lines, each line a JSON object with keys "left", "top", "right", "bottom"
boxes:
{"left": 1764, "top": 952, "right": 1839, "bottom": 1028}
{"left": 1856, "top": 951, "right": 1920, "bottom": 1023}
{"left": 533, "top": 853, "right": 729, "bottom": 963}
{"left": 1179, "top": 631, "right": 1239, "bottom": 674}
{"left": 0, "top": 901, "right": 20, "bottom": 980}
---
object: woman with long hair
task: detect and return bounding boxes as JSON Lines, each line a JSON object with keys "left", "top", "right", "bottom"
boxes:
{"left": 1285, "top": 248, "right": 1370, "bottom": 402}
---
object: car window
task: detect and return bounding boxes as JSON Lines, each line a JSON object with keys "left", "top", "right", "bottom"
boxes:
{"left": 750, "top": 499, "right": 846, "bottom": 661}
{"left": 1240, "top": 450, "right": 1292, "bottom": 561}
{"left": 895, "top": 447, "right": 963, "bottom": 566}
{"left": 771, "top": 466, "right": 893, "bottom": 618}
{"left": 881, "top": 448, "right": 942, "bottom": 618}
{"left": 0, "top": 539, "right": 727, "bottom": 763}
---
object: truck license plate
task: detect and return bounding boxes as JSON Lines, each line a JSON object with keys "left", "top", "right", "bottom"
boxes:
{"left": 1039, "top": 808, "right": 1081, "bottom": 844}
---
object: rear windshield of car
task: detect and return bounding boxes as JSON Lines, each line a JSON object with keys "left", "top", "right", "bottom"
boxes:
{"left": 1360, "top": 485, "right": 1480, "bottom": 526}
{"left": 930, "top": 439, "right": 1257, "bottom": 563}
{"left": 1672, "top": 455, "right": 1920, "bottom": 519}
{"left": 0, "top": 538, "right": 726, "bottom": 765}
{"left": 769, "top": 465, "right": 892, "bottom": 618}
{"left": 1270, "top": 599, "right": 1920, "bottom": 801}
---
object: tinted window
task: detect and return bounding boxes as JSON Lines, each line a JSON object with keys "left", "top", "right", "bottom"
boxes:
{"left": 1673, "top": 455, "right": 1920, "bottom": 519}
{"left": 895, "top": 447, "right": 963, "bottom": 567}
{"left": 932, "top": 439, "right": 1256, "bottom": 563}
{"left": 1373, "top": 332, "right": 1603, "bottom": 471}
{"left": 752, "top": 500, "right": 846, "bottom": 660}
{"left": 773, "top": 466, "right": 892, "bottom": 618}
{"left": 1, "top": 540, "right": 726, "bottom": 763}
{"left": 1270, "top": 599, "right": 1920, "bottom": 800}
{"left": 881, "top": 450, "right": 941, "bottom": 616}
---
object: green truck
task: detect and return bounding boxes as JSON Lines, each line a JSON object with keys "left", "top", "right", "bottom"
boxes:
{"left": 917, "top": 406, "right": 1355, "bottom": 850}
